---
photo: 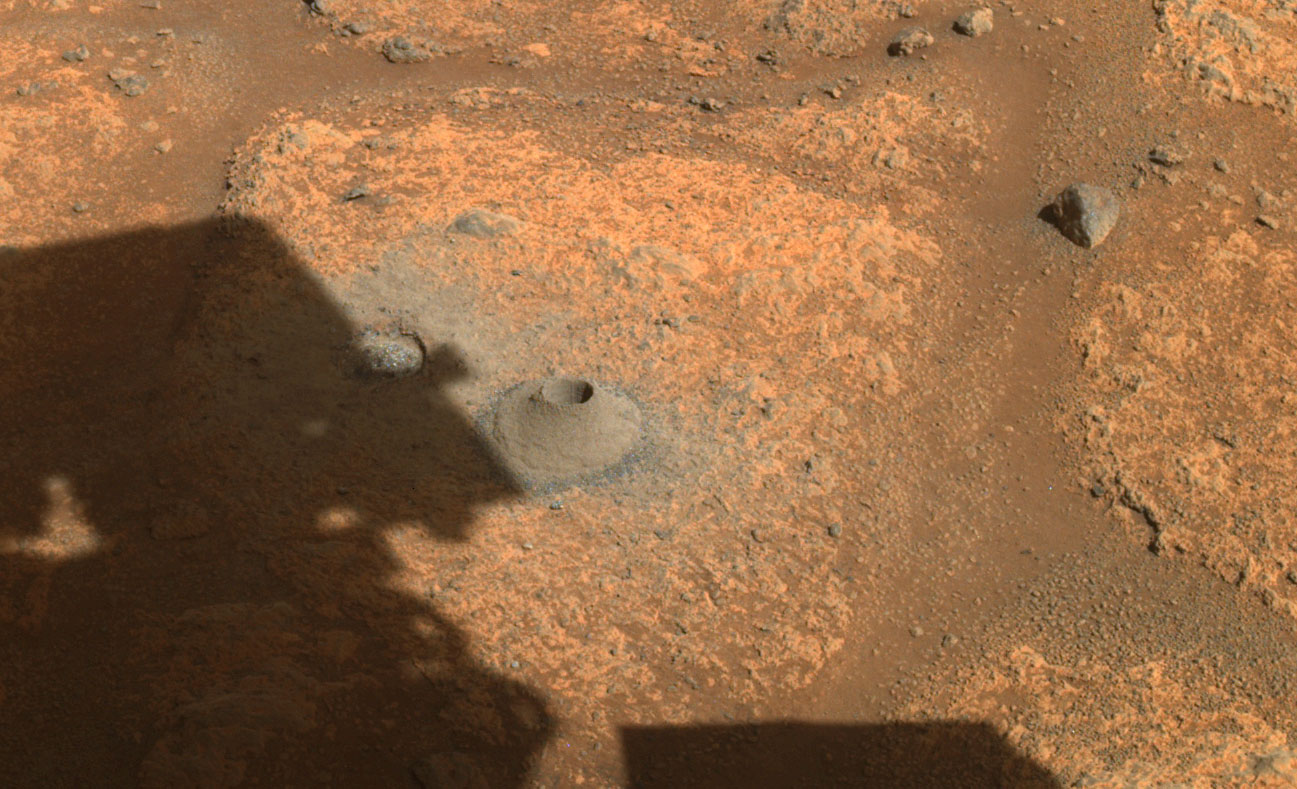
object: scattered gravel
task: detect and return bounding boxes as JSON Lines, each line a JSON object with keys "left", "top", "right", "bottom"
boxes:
{"left": 108, "top": 68, "right": 148, "bottom": 97}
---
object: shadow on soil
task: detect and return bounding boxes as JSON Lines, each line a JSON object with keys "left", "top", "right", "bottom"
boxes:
{"left": 622, "top": 721, "right": 1062, "bottom": 788}
{"left": 0, "top": 218, "right": 551, "bottom": 786}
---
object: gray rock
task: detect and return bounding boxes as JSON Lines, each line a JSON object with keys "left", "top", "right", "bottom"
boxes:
{"left": 61, "top": 45, "right": 90, "bottom": 62}
{"left": 687, "top": 95, "right": 725, "bottom": 112}
{"left": 108, "top": 68, "right": 148, "bottom": 96}
{"left": 888, "top": 27, "right": 933, "bottom": 56}
{"left": 348, "top": 331, "right": 424, "bottom": 379}
{"left": 449, "top": 208, "right": 520, "bottom": 239}
{"left": 1149, "top": 145, "right": 1187, "bottom": 166}
{"left": 1051, "top": 183, "right": 1120, "bottom": 248}
{"left": 382, "top": 36, "right": 433, "bottom": 63}
{"left": 342, "top": 184, "right": 372, "bottom": 201}
{"left": 954, "top": 8, "right": 994, "bottom": 37}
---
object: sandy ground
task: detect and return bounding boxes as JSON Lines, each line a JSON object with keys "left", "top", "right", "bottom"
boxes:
{"left": 3, "top": 0, "right": 1297, "bottom": 787}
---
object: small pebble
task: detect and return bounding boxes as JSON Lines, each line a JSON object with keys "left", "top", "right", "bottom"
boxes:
{"left": 688, "top": 95, "right": 724, "bottom": 112}
{"left": 827, "top": 523, "right": 843, "bottom": 538}
{"left": 1149, "top": 146, "right": 1187, "bottom": 167}
{"left": 71, "top": 201, "right": 89, "bottom": 213}
{"left": 342, "top": 184, "right": 372, "bottom": 201}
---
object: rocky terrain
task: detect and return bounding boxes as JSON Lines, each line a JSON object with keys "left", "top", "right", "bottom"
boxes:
{"left": 2, "top": 0, "right": 1297, "bottom": 787}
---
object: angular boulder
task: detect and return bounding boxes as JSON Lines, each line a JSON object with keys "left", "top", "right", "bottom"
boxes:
{"left": 1052, "top": 183, "right": 1120, "bottom": 248}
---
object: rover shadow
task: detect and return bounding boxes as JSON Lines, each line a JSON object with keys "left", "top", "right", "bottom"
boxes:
{"left": 0, "top": 218, "right": 551, "bottom": 786}
{"left": 621, "top": 721, "right": 1062, "bottom": 788}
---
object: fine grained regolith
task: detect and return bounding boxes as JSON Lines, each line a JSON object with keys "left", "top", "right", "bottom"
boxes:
{"left": 490, "top": 376, "right": 643, "bottom": 486}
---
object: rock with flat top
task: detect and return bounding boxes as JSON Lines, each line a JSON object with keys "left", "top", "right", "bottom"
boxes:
{"left": 954, "top": 8, "right": 994, "bottom": 37}
{"left": 888, "top": 27, "right": 933, "bottom": 56}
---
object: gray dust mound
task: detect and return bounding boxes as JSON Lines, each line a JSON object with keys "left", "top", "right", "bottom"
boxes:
{"left": 449, "top": 209, "right": 520, "bottom": 239}
{"left": 492, "top": 377, "right": 643, "bottom": 486}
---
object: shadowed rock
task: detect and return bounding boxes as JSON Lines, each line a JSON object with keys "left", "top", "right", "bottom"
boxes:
{"left": 888, "top": 27, "right": 934, "bottom": 56}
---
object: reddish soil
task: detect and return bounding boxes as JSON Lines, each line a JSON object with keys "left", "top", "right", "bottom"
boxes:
{"left": 3, "top": 1, "right": 1297, "bottom": 787}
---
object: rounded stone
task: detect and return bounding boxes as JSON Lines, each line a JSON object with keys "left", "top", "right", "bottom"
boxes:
{"left": 348, "top": 330, "right": 425, "bottom": 379}
{"left": 492, "top": 377, "right": 642, "bottom": 485}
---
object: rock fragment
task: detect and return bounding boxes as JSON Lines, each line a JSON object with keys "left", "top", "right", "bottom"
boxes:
{"left": 688, "top": 95, "right": 725, "bottom": 112}
{"left": 888, "top": 27, "right": 934, "bottom": 56}
{"left": 1051, "top": 183, "right": 1120, "bottom": 248}
{"left": 61, "top": 44, "right": 90, "bottom": 62}
{"left": 346, "top": 330, "right": 425, "bottom": 379}
{"left": 954, "top": 8, "right": 994, "bottom": 37}
{"left": 381, "top": 36, "right": 433, "bottom": 63}
{"left": 1149, "top": 146, "right": 1187, "bottom": 166}
{"left": 108, "top": 68, "right": 148, "bottom": 96}
{"left": 341, "top": 183, "right": 372, "bottom": 201}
